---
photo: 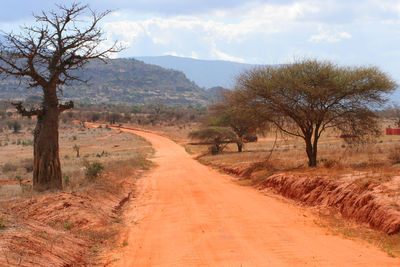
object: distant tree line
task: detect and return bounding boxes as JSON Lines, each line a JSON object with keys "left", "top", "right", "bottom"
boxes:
{"left": 61, "top": 102, "right": 207, "bottom": 126}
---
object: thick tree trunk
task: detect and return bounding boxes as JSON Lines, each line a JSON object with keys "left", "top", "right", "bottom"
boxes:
{"left": 305, "top": 137, "right": 317, "bottom": 167}
{"left": 33, "top": 104, "right": 62, "bottom": 191}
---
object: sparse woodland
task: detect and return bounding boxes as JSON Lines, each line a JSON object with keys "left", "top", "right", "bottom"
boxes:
{"left": 0, "top": 2, "right": 400, "bottom": 265}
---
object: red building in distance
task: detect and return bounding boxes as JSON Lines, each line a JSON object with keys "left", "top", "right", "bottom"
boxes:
{"left": 386, "top": 121, "right": 400, "bottom": 135}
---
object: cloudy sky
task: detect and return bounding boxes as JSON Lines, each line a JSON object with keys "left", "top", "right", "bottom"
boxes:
{"left": 1, "top": 0, "right": 400, "bottom": 100}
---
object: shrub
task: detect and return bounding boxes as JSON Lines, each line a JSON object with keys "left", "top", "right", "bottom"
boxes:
{"left": 0, "top": 216, "right": 8, "bottom": 230}
{"left": 7, "top": 120, "right": 21, "bottom": 133}
{"left": 388, "top": 146, "right": 400, "bottom": 164}
{"left": 21, "top": 183, "right": 32, "bottom": 194}
{"left": 22, "top": 140, "right": 33, "bottom": 146}
{"left": 63, "top": 220, "right": 73, "bottom": 230}
{"left": 323, "top": 159, "right": 339, "bottom": 168}
{"left": 2, "top": 163, "right": 17, "bottom": 173}
{"left": 84, "top": 160, "right": 104, "bottom": 180}
{"left": 19, "top": 158, "right": 33, "bottom": 172}
{"left": 91, "top": 112, "right": 100, "bottom": 122}
{"left": 63, "top": 174, "right": 70, "bottom": 186}
{"left": 14, "top": 175, "right": 23, "bottom": 185}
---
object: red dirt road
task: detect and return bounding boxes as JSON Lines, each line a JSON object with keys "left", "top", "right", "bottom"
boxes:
{"left": 111, "top": 128, "right": 399, "bottom": 266}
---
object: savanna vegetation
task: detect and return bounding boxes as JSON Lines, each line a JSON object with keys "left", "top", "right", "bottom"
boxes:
{"left": 0, "top": 1, "right": 399, "bottom": 262}
{"left": 190, "top": 59, "right": 397, "bottom": 166}
{"left": 0, "top": 3, "right": 121, "bottom": 191}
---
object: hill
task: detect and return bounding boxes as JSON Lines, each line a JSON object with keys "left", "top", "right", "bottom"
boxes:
{"left": 135, "top": 55, "right": 256, "bottom": 89}
{"left": 0, "top": 58, "right": 211, "bottom": 106}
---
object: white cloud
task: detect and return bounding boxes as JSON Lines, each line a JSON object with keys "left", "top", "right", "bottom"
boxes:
{"left": 93, "top": 0, "right": 400, "bottom": 88}
{"left": 163, "top": 51, "right": 184, "bottom": 57}
{"left": 104, "top": 1, "right": 321, "bottom": 46}
{"left": 210, "top": 44, "right": 245, "bottom": 62}
{"left": 309, "top": 26, "right": 352, "bottom": 43}
{"left": 162, "top": 51, "right": 199, "bottom": 59}
{"left": 102, "top": 1, "right": 324, "bottom": 61}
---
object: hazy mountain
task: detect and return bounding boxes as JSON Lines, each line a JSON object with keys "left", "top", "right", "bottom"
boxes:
{"left": 135, "top": 55, "right": 256, "bottom": 89}
{"left": 0, "top": 58, "right": 211, "bottom": 106}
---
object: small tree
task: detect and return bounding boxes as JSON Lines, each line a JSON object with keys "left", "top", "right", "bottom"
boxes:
{"left": 7, "top": 120, "right": 21, "bottom": 133}
{"left": 189, "top": 127, "right": 237, "bottom": 154}
{"left": 0, "top": 3, "right": 121, "bottom": 190}
{"left": 73, "top": 144, "right": 80, "bottom": 158}
{"left": 90, "top": 112, "right": 101, "bottom": 122}
{"left": 236, "top": 59, "right": 397, "bottom": 166}
{"left": 108, "top": 112, "right": 122, "bottom": 124}
{"left": 209, "top": 90, "right": 264, "bottom": 152}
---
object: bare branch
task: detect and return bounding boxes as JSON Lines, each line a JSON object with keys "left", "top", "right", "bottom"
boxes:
{"left": 58, "top": 100, "right": 74, "bottom": 112}
{"left": 11, "top": 101, "right": 43, "bottom": 117}
{"left": 0, "top": 3, "right": 123, "bottom": 91}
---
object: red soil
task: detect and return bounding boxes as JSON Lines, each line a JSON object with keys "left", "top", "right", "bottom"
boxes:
{"left": 104, "top": 127, "right": 399, "bottom": 266}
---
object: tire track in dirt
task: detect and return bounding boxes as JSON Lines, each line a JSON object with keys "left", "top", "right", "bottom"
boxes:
{"left": 108, "top": 127, "right": 399, "bottom": 266}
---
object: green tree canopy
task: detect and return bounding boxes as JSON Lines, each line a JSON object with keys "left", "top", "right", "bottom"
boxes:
{"left": 208, "top": 90, "right": 265, "bottom": 152}
{"left": 236, "top": 59, "right": 397, "bottom": 166}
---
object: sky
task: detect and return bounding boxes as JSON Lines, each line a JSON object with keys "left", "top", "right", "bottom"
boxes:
{"left": 1, "top": 0, "right": 400, "bottom": 101}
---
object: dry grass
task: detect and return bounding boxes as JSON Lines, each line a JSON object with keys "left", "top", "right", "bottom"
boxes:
{"left": 314, "top": 209, "right": 400, "bottom": 258}
{"left": 388, "top": 145, "right": 400, "bottom": 164}
{"left": 0, "top": 120, "right": 155, "bottom": 266}
{"left": 0, "top": 121, "right": 153, "bottom": 198}
{"left": 185, "top": 130, "right": 400, "bottom": 179}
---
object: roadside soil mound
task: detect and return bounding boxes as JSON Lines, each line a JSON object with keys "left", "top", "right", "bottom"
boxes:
{"left": 256, "top": 173, "right": 400, "bottom": 234}
{"left": 0, "top": 174, "right": 136, "bottom": 266}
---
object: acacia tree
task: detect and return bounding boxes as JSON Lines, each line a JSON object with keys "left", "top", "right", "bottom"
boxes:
{"left": 209, "top": 90, "right": 264, "bottom": 152}
{"left": 189, "top": 127, "right": 237, "bottom": 155}
{"left": 236, "top": 59, "right": 397, "bottom": 167}
{"left": 0, "top": 3, "right": 121, "bottom": 190}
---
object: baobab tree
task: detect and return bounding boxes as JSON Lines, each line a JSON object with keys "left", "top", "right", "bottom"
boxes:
{"left": 0, "top": 3, "right": 121, "bottom": 190}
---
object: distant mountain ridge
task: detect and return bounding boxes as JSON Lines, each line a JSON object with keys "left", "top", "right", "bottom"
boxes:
{"left": 135, "top": 55, "right": 257, "bottom": 89}
{"left": 0, "top": 58, "right": 212, "bottom": 105}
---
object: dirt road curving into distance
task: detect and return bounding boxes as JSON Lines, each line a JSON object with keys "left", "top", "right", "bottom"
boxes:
{"left": 110, "top": 127, "right": 399, "bottom": 266}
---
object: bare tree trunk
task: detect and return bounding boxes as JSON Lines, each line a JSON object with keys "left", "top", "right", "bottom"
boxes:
{"left": 305, "top": 137, "right": 317, "bottom": 167}
{"left": 33, "top": 104, "right": 62, "bottom": 191}
{"left": 236, "top": 141, "right": 243, "bottom": 152}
